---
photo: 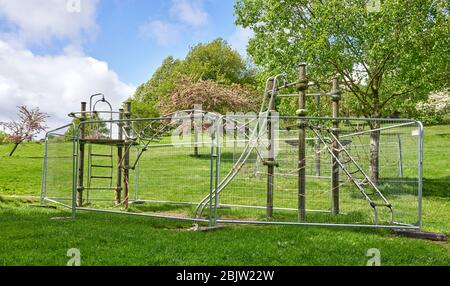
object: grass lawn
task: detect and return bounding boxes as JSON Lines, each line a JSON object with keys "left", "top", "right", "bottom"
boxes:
{"left": 0, "top": 124, "right": 449, "bottom": 266}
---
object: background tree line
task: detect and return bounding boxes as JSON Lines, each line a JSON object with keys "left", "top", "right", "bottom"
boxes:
{"left": 131, "top": 0, "right": 448, "bottom": 182}
{"left": 134, "top": 0, "right": 448, "bottom": 124}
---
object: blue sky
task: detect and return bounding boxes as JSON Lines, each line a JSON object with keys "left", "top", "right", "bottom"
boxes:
{"left": 0, "top": 0, "right": 252, "bottom": 128}
{"left": 19, "top": 0, "right": 245, "bottom": 86}
{"left": 88, "top": 0, "right": 239, "bottom": 85}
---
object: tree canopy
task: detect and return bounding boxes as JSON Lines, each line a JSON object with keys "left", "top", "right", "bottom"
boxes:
{"left": 235, "top": 0, "right": 449, "bottom": 118}
{"left": 160, "top": 76, "right": 259, "bottom": 115}
{"left": 133, "top": 38, "right": 256, "bottom": 117}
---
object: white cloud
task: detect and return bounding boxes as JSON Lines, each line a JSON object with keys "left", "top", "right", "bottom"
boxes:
{"left": 0, "top": 0, "right": 99, "bottom": 46}
{"left": 0, "top": 1, "right": 135, "bottom": 132}
{"left": 229, "top": 26, "right": 254, "bottom": 56}
{"left": 139, "top": 0, "right": 209, "bottom": 46}
{"left": 139, "top": 20, "right": 181, "bottom": 46}
{"left": 170, "top": 0, "right": 209, "bottom": 28}
{"left": 0, "top": 40, "right": 135, "bottom": 130}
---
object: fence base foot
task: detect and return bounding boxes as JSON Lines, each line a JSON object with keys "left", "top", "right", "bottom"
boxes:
{"left": 393, "top": 230, "right": 448, "bottom": 242}
{"left": 30, "top": 204, "right": 57, "bottom": 209}
{"left": 188, "top": 223, "right": 224, "bottom": 232}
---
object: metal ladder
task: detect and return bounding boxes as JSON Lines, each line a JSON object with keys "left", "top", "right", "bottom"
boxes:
{"left": 86, "top": 145, "right": 114, "bottom": 194}
{"left": 310, "top": 126, "right": 394, "bottom": 224}
{"left": 85, "top": 94, "right": 115, "bottom": 203}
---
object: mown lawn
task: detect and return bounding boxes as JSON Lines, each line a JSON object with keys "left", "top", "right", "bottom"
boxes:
{"left": 0, "top": 124, "right": 449, "bottom": 265}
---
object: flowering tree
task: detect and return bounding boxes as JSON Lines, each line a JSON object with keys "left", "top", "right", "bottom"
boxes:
{"left": 0, "top": 106, "right": 48, "bottom": 157}
{"left": 161, "top": 76, "right": 259, "bottom": 115}
{"left": 417, "top": 89, "right": 450, "bottom": 114}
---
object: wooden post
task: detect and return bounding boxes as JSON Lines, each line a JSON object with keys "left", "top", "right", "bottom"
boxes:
{"left": 297, "top": 64, "right": 308, "bottom": 222}
{"left": 116, "top": 108, "right": 124, "bottom": 206}
{"left": 192, "top": 113, "right": 199, "bottom": 156}
{"left": 314, "top": 94, "right": 321, "bottom": 177}
{"left": 397, "top": 133, "right": 404, "bottom": 178}
{"left": 122, "top": 101, "right": 132, "bottom": 208}
{"left": 76, "top": 102, "right": 87, "bottom": 207}
{"left": 266, "top": 79, "right": 275, "bottom": 219}
{"left": 330, "top": 76, "right": 341, "bottom": 214}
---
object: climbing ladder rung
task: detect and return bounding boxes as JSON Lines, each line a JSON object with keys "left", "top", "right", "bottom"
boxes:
{"left": 310, "top": 127, "right": 393, "bottom": 213}
{"left": 91, "top": 176, "right": 113, "bottom": 179}
{"left": 91, "top": 165, "right": 113, "bottom": 168}
{"left": 348, "top": 169, "right": 361, "bottom": 175}
{"left": 91, "top": 153, "right": 113, "bottom": 158}
{"left": 84, "top": 187, "right": 116, "bottom": 191}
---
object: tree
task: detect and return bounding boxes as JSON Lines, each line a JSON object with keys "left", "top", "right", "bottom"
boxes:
{"left": 181, "top": 38, "right": 254, "bottom": 85}
{"left": 235, "top": 0, "right": 449, "bottom": 182}
{"left": 134, "top": 38, "right": 256, "bottom": 116}
{"left": 134, "top": 56, "right": 182, "bottom": 113}
{"left": 416, "top": 89, "right": 450, "bottom": 124}
{"left": 161, "top": 76, "right": 259, "bottom": 115}
{"left": 64, "top": 117, "right": 109, "bottom": 141}
{"left": 0, "top": 106, "right": 48, "bottom": 156}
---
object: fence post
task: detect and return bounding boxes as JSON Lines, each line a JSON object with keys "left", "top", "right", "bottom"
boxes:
{"left": 330, "top": 76, "right": 341, "bottom": 214}
{"left": 122, "top": 101, "right": 132, "bottom": 208}
{"left": 297, "top": 63, "right": 308, "bottom": 221}
{"left": 314, "top": 94, "right": 321, "bottom": 177}
{"left": 116, "top": 108, "right": 124, "bottom": 206}
{"left": 76, "top": 102, "right": 87, "bottom": 207}
{"left": 266, "top": 79, "right": 275, "bottom": 219}
{"left": 214, "top": 118, "right": 221, "bottom": 225}
{"left": 72, "top": 125, "right": 77, "bottom": 217}
{"left": 192, "top": 112, "right": 199, "bottom": 156}
{"left": 208, "top": 121, "right": 216, "bottom": 227}
{"left": 397, "top": 133, "right": 404, "bottom": 178}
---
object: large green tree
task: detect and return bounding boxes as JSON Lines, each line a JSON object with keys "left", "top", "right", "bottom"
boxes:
{"left": 133, "top": 38, "right": 256, "bottom": 117}
{"left": 133, "top": 56, "right": 182, "bottom": 118}
{"left": 181, "top": 38, "right": 254, "bottom": 84}
{"left": 235, "top": 0, "right": 449, "bottom": 182}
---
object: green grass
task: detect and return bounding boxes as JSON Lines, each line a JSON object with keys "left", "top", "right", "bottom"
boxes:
{"left": 0, "top": 197, "right": 449, "bottom": 266}
{"left": 0, "top": 124, "right": 449, "bottom": 265}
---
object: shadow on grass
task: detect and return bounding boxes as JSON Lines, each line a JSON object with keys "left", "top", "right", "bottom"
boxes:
{"left": 344, "top": 176, "right": 450, "bottom": 199}
{"left": 422, "top": 176, "right": 450, "bottom": 198}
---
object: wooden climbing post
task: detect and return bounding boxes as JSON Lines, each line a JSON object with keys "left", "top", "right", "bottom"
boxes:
{"left": 76, "top": 102, "right": 87, "bottom": 207}
{"left": 330, "top": 76, "right": 341, "bottom": 214}
{"left": 192, "top": 112, "right": 199, "bottom": 156}
{"left": 266, "top": 79, "right": 275, "bottom": 219}
{"left": 116, "top": 108, "right": 124, "bottom": 206}
{"left": 314, "top": 94, "right": 321, "bottom": 177}
{"left": 122, "top": 101, "right": 132, "bottom": 208}
{"left": 297, "top": 64, "right": 308, "bottom": 221}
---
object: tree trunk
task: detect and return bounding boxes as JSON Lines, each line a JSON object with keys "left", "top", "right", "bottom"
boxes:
{"left": 9, "top": 142, "right": 21, "bottom": 157}
{"left": 369, "top": 121, "right": 380, "bottom": 184}
{"left": 369, "top": 81, "right": 381, "bottom": 185}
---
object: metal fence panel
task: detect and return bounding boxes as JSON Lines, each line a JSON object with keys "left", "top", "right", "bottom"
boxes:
{"left": 40, "top": 124, "right": 76, "bottom": 209}
{"left": 42, "top": 115, "right": 422, "bottom": 229}
{"left": 214, "top": 116, "right": 422, "bottom": 229}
